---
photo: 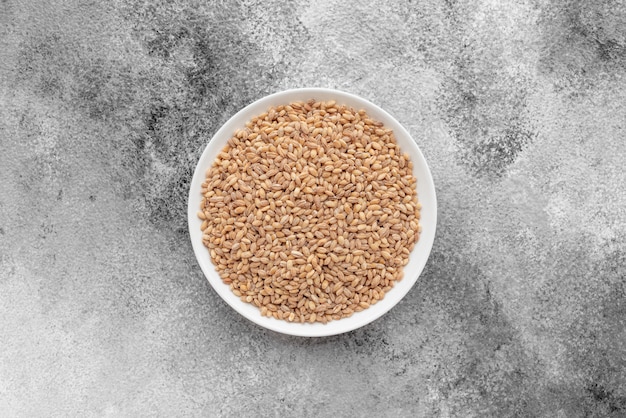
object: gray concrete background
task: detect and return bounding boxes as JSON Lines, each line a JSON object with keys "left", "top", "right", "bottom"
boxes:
{"left": 1, "top": 0, "right": 625, "bottom": 416}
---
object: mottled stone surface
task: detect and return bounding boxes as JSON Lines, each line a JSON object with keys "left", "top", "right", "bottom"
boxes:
{"left": 1, "top": 0, "right": 625, "bottom": 416}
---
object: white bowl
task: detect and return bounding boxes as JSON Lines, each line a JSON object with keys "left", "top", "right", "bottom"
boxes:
{"left": 188, "top": 88, "right": 437, "bottom": 337}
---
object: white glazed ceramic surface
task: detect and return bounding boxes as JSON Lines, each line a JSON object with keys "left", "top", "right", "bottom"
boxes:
{"left": 188, "top": 88, "right": 437, "bottom": 337}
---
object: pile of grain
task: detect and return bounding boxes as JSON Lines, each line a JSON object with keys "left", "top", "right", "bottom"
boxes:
{"left": 199, "top": 100, "right": 421, "bottom": 323}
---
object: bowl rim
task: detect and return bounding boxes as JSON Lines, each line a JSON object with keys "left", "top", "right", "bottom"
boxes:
{"left": 188, "top": 87, "right": 437, "bottom": 337}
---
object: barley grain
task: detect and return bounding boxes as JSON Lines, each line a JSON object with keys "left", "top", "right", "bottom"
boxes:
{"left": 199, "top": 100, "right": 421, "bottom": 323}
